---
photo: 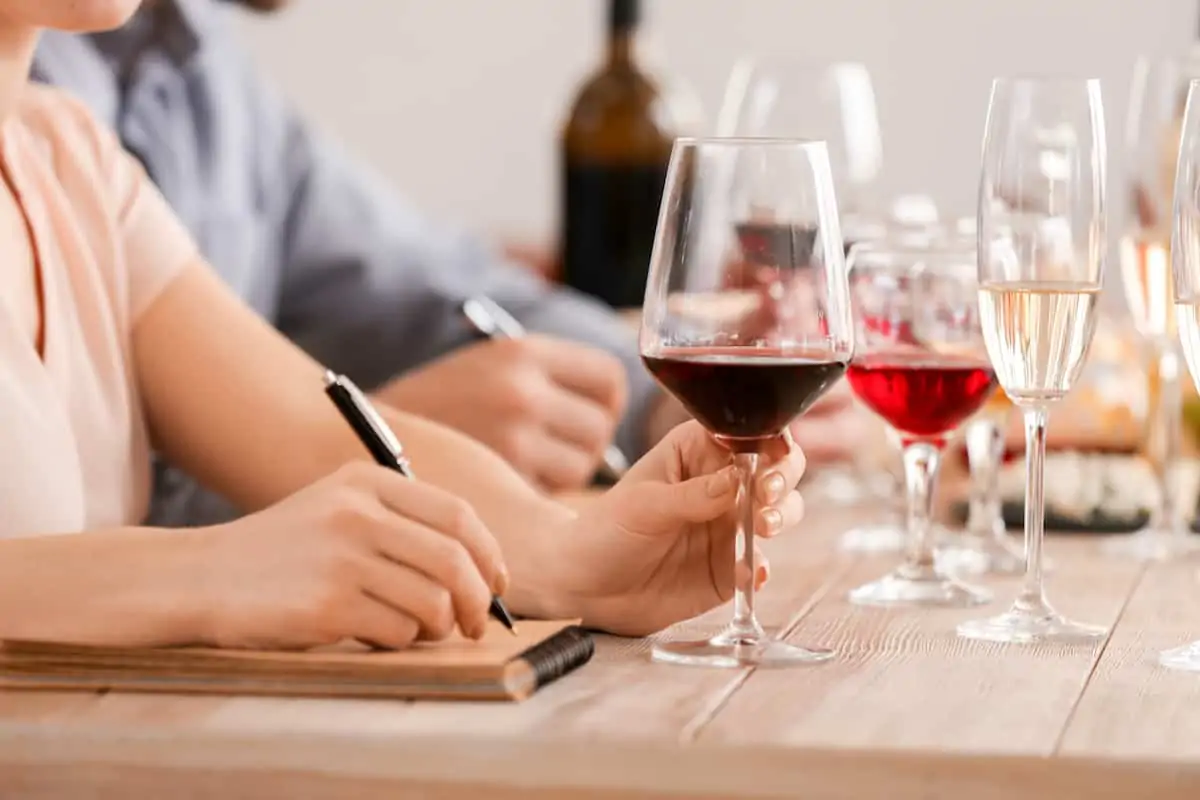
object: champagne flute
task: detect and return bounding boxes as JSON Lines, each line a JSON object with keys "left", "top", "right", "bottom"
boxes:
{"left": 1107, "top": 55, "right": 1199, "bottom": 561}
{"left": 1161, "top": 77, "right": 1200, "bottom": 672}
{"left": 844, "top": 242, "right": 995, "bottom": 607}
{"left": 958, "top": 77, "right": 1109, "bottom": 644}
{"left": 640, "top": 137, "right": 853, "bottom": 668}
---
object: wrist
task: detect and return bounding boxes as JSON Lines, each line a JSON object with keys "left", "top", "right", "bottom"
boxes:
{"left": 503, "top": 505, "right": 593, "bottom": 623}
{"left": 155, "top": 526, "right": 225, "bottom": 646}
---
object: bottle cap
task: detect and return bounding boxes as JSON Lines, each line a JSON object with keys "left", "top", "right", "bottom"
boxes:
{"left": 610, "top": 0, "right": 640, "bottom": 32}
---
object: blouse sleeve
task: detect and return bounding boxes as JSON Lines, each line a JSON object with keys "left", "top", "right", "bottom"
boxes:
{"left": 104, "top": 135, "right": 201, "bottom": 323}
{"left": 46, "top": 86, "right": 202, "bottom": 324}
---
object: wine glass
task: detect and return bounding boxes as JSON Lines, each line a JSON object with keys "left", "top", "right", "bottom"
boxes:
{"left": 843, "top": 241, "right": 995, "bottom": 607}
{"left": 927, "top": 230, "right": 1026, "bottom": 577}
{"left": 957, "top": 77, "right": 1109, "bottom": 644}
{"left": 1106, "top": 55, "right": 1200, "bottom": 562}
{"left": 639, "top": 137, "right": 853, "bottom": 668}
{"left": 716, "top": 57, "right": 883, "bottom": 217}
{"left": 1161, "top": 77, "right": 1200, "bottom": 672}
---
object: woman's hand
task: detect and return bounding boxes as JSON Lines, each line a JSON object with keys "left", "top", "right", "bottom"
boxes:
{"left": 194, "top": 463, "right": 508, "bottom": 651}
{"left": 549, "top": 421, "right": 807, "bottom": 636}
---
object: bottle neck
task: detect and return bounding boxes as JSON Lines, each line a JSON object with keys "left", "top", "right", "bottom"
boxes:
{"left": 607, "top": 0, "right": 640, "bottom": 67}
{"left": 607, "top": 29, "right": 637, "bottom": 66}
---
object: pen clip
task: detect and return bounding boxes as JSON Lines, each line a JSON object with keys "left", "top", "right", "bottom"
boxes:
{"left": 462, "top": 296, "right": 526, "bottom": 340}
{"left": 324, "top": 370, "right": 413, "bottom": 475}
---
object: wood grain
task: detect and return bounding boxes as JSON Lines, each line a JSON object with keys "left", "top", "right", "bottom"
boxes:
{"left": 1, "top": 505, "right": 1197, "bottom": 799}
{"left": 1059, "top": 557, "right": 1200, "bottom": 761}
{"left": 696, "top": 540, "right": 1143, "bottom": 752}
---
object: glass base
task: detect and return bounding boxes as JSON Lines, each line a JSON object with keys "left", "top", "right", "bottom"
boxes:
{"left": 956, "top": 602, "right": 1106, "bottom": 644}
{"left": 1102, "top": 526, "right": 1197, "bottom": 562}
{"left": 651, "top": 626, "right": 835, "bottom": 668}
{"left": 937, "top": 533, "right": 1026, "bottom": 576}
{"left": 840, "top": 522, "right": 906, "bottom": 553}
{"left": 848, "top": 563, "right": 992, "bottom": 608}
{"left": 1159, "top": 640, "right": 1200, "bottom": 671}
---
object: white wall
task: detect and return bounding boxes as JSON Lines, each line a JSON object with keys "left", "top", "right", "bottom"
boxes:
{"left": 237, "top": 0, "right": 1194, "bottom": 244}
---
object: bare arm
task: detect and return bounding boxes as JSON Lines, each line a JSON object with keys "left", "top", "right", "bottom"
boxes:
{"left": 134, "top": 263, "right": 574, "bottom": 616}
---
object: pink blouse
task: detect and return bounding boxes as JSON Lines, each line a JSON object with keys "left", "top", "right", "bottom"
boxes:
{"left": 0, "top": 85, "right": 197, "bottom": 536}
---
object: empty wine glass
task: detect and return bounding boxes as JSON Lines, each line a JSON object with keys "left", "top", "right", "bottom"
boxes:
{"left": 716, "top": 57, "right": 883, "bottom": 216}
{"left": 844, "top": 242, "right": 996, "bottom": 607}
{"left": 1106, "top": 55, "right": 1200, "bottom": 562}
{"left": 640, "top": 137, "right": 853, "bottom": 668}
{"left": 958, "top": 77, "right": 1109, "bottom": 644}
{"left": 717, "top": 57, "right": 893, "bottom": 518}
{"left": 1160, "top": 77, "right": 1200, "bottom": 672}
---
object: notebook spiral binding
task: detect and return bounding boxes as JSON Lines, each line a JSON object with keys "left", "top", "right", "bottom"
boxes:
{"left": 516, "top": 626, "right": 595, "bottom": 688}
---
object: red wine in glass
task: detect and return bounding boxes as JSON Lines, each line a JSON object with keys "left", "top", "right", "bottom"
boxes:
{"left": 642, "top": 346, "right": 848, "bottom": 452}
{"left": 846, "top": 353, "right": 997, "bottom": 442}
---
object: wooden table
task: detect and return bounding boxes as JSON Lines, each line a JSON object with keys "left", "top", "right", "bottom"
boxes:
{"left": 3, "top": 503, "right": 1200, "bottom": 799}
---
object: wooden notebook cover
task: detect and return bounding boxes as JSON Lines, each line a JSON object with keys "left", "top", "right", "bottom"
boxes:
{"left": 0, "top": 620, "right": 591, "bottom": 702}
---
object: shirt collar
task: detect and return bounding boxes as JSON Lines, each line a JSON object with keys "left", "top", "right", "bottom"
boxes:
{"left": 91, "top": 0, "right": 222, "bottom": 69}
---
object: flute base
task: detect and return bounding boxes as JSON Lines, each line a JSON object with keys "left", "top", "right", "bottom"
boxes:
{"left": 1159, "top": 640, "right": 1200, "bottom": 671}
{"left": 651, "top": 626, "right": 834, "bottom": 668}
{"left": 848, "top": 563, "right": 992, "bottom": 608}
{"left": 957, "top": 603, "right": 1106, "bottom": 644}
{"left": 1103, "top": 526, "right": 1197, "bottom": 562}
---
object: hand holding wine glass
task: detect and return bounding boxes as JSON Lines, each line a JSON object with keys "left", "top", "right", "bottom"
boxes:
{"left": 957, "top": 76, "right": 1109, "bottom": 645}
{"left": 639, "top": 137, "right": 853, "bottom": 668}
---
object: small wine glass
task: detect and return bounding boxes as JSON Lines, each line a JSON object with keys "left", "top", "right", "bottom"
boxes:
{"left": 1105, "top": 55, "right": 1200, "bottom": 562}
{"left": 844, "top": 242, "right": 995, "bottom": 607}
{"left": 958, "top": 76, "right": 1109, "bottom": 645}
{"left": 639, "top": 137, "right": 853, "bottom": 668}
{"left": 927, "top": 230, "right": 1026, "bottom": 577}
{"left": 1160, "top": 77, "right": 1200, "bottom": 672}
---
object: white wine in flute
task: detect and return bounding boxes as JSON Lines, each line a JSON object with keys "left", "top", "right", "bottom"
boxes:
{"left": 978, "top": 281, "right": 1101, "bottom": 405}
{"left": 1120, "top": 235, "right": 1175, "bottom": 343}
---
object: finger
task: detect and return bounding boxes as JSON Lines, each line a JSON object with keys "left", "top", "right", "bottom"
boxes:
{"left": 365, "top": 511, "right": 494, "bottom": 638}
{"left": 524, "top": 335, "right": 629, "bottom": 415}
{"left": 647, "top": 464, "right": 740, "bottom": 528}
{"left": 356, "top": 554, "right": 466, "bottom": 641}
{"left": 756, "top": 434, "right": 807, "bottom": 505}
{"left": 755, "top": 490, "right": 804, "bottom": 538}
{"left": 367, "top": 469, "right": 507, "bottom": 594}
{"left": 521, "top": 429, "right": 600, "bottom": 492}
{"left": 342, "top": 594, "right": 421, "bottom": 651}
{"left": 538, "top": 381, "right": 619, "bottom": 456}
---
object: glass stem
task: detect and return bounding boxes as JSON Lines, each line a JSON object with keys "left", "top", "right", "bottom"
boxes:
{"left": 729, "top": 452, "right": 764, "bottom": 641}
{"left": 901, "top": 441, "right": 941, "bottom": 577}
{"left": 965, "top": 418, "right": 1006, "bottom": 543}
{"left": 1016, "top": 407, "right": 1050, "bottom": 614}
{"left": 1148, "top": 345, "right": 1184, "bottom": 536}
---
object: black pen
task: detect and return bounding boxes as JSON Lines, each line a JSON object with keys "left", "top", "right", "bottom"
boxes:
{"left": 322, "top": 369, "right": 518, "bottom": 637}
{"left": 460, "top": 296, "right": 630, "bottom": 483}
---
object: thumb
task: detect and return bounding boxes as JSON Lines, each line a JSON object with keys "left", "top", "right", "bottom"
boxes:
{"left": 660, "top": 464, "right": 740, "bottom": 524}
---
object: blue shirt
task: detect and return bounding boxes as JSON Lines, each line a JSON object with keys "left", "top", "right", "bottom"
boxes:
{"left": 32, "top": 0, "right": 657, "bottom": 524}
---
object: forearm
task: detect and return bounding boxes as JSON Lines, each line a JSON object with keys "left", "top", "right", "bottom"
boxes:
{"left": 0, "top": 528, "right": 210, "bottom": 647}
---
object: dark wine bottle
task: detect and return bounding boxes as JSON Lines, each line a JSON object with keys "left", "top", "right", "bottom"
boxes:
{"left": 559, "top": 0, "right": 677, "bottom": 308}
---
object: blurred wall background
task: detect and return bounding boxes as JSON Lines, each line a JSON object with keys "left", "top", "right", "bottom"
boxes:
{"left": 237, "top": 0, "right": 1193, "bottom": 246}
